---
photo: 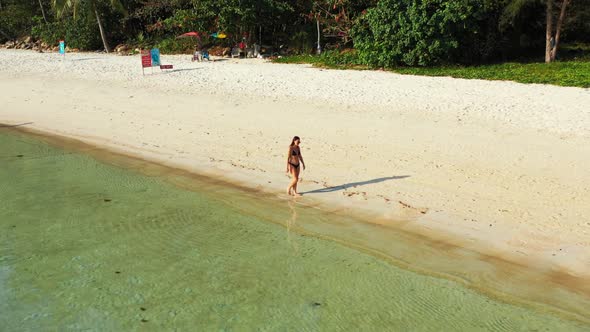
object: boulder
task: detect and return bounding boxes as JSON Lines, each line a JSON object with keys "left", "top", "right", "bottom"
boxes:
{"left": 115, "top": 44, "right": 131, "bottom": 54}
{"left": 114, "top": 44, "right": 126, "bottom": 51}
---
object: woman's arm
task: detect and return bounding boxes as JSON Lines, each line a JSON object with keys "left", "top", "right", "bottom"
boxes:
{"left": 299, "top": 150, "right": 306, "bottom": 170}
{"left": 286, "top": 148, "right": 291, "bottom": 172}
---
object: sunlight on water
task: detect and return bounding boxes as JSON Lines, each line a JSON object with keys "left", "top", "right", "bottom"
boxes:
{"left": 0, "top": 130, "right": 588, "bottom": 331}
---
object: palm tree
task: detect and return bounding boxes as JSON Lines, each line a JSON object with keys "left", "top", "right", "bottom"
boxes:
{"left": 52, "top": 0, "right": 125, "bottom": 53}
{"left": 39, "top": 0, "right": 48, "bottom": 23}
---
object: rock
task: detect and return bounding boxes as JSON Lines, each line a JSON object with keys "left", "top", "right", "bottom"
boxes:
{"left": 114, "top": 44, "right": 130, "bottom": 53}
{"left": 117, "top": 45, "right": 132, "bottom": 55}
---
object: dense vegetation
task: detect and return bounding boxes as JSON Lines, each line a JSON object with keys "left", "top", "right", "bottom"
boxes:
{"left": 274, "top": 50, "right": 590, "bottom": 87}
{"left": 0, "top": 0, "right": 589, "bottom": 69}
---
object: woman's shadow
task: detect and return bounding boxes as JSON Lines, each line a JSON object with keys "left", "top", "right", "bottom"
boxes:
{"left": 301, "top": 175, "right": 410, "bottom": 195}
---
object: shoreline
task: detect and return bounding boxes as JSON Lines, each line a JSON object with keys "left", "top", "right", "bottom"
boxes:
{"left": 0, "top": 123, "right": 590, "bottom": 324}
{"left": 3, "top": 125, "right": 590, "bottom": 324}
{"left": 1, "top": 49, "right": 589, "bottom": 293}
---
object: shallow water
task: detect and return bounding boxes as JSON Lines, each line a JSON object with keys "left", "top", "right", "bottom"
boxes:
{"left": 0, "top": 129, "right": 588, "bottom": 331}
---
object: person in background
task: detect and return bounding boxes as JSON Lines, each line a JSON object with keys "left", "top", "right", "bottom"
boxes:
{"left": 192, "top": 46, "right": 202, "bottom": 62}
{"left": 239, "top": 38, "right": 247, "bottom": 57}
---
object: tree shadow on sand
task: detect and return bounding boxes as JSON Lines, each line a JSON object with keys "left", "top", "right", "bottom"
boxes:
{"left": 301, "top": 176, "right": 410, "bottom": 195}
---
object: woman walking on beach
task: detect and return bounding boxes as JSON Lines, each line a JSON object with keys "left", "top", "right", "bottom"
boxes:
{"left": 287, "top": 136, "right": 305, "bottom": 196}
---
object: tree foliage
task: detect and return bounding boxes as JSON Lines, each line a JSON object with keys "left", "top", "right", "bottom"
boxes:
{"left": 0, "top": 0, "right": 43, "bottom": 41}
{"left": 351, "top": 0, "right": 499, "bottom": 66}
{"left": 1, "top": 0, "right": 589, "bottom": 64}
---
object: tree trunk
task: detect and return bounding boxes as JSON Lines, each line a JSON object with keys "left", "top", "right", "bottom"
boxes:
{"left": 316, "top": 17, "right": 321, "bottom": 55}
{"left": 38, "top": 0, "right": 48, "bottom": 23}
{"left": 95, "top": 7, "right": 110, "bottom": 53}
{"left": 545, "top": 0, "right": 553, "bottom": 63}
{"left": 550, "top": 0, "right": 570, "bottom": 61}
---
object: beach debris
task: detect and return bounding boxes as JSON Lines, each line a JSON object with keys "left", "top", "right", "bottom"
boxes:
{"left": 398, "top": 200, "right": 429, "bottom": 215}
{"left": 377, "top": 194, "right": 391, "bottom": 202}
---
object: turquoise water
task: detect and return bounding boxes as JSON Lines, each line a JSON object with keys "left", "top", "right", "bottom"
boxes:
{"left": 0, "top": 129, "right": 588, "bottom": 331}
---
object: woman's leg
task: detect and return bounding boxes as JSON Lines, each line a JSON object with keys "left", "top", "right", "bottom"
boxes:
{"left": 292, "top": 167, "right": 301, "bottom": 196}
{"left": 287, "top": 165, "right": 295, "bottom": 195}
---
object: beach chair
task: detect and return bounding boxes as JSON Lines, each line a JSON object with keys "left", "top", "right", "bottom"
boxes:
{"left": 202, "top": 50, "right": 210, "bottom": 61}
{"left": 253, "top": 44, "right": 261, "bottom": 57}
{"left": 246, "top": 48, "right": 254, "bottom": 58}
{"left": 231, "top": 47, "right": 241, "bottom": 58}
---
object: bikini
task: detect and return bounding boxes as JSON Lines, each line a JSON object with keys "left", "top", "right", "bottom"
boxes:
{"left": 289, "top": 148, "right": 300, "bottom": 169}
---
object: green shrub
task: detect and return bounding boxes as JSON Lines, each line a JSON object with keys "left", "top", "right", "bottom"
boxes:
{"left": 351, "top": 0, "right": 494, "bottom": 67}
{"left": 154, "top": 38, "right": 195, "bottom": 54}
{"left": 320, "top": 50, "right": 362, "bottom": 67}
{"left": 32, "top": 16, "right": 101, "bottom": 50}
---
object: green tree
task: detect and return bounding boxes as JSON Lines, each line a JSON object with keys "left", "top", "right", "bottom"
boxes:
{"left": 0, "top": 0, "right": 40, "bottom": 41}
{"left": 351, "top": 0, "right": 492, "bottom": 66}
{"left": 52, "top": 0, "right": 125, "bottom": 52}
{"left": 307, "top": 0, "right": 375, "bottom": 49}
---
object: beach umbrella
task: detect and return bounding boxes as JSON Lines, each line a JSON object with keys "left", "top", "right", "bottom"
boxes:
{"left": 177, "top": 31, "right": 203, "bottom": 49}
{"left": 210, "top": 32, "right": 227, "bottom": 39}
{"left": 177, "top": 31, "right": 201, "bottom": 38}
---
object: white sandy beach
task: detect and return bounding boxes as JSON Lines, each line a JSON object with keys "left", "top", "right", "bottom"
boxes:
{"left": 1, "top": 49, "right": 589, "bottom": 278}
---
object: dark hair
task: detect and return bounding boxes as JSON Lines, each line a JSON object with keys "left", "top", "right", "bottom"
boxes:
{"left": 290, "top": 136, "right": 300, "bottom": 146}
